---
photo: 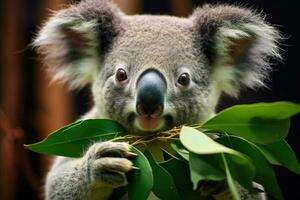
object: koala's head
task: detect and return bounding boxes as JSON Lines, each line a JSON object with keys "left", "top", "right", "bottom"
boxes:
{"left": 34, "top": 0, "right": 281, "bottom": 134}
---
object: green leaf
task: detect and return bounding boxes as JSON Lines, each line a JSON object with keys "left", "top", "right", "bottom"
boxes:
{"left": 170, "top": 139, "right": 190, "bottom": 160}
{"left": 160, "top": 158, "right": 206, "bottom": 200}
{"left": 190, "top": 153, "right": 255, "bottom": 200}
{"left": 180, "top": 127, "right": 255, "bottom": 191}
{"left": 180, "top": 127, "right": 239, "bottom": 155}
{"left": 217, "top": 136, "right": 284, "bottom": 200}
{"left": 256, "top": 140, "right": 300, "bottom": 175}
{"left": 189, "top": 153, "right": 225, "bottom": 189}
{"left": 25, "top": 119, "right": 125, "bottom": 157}
{"left": 202, "top": 102, "right": 300, "bottom": 144}
{"left": 222, "top": 153, "right": 240, "bottom": 200}
{"left": 144, "top": 150, "right": 181, "bottom": 200}
{"left": 128, "top": 146, "right": 153, "bottom": 200}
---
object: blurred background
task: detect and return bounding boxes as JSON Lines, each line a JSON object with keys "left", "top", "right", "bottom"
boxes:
{"left": 0, "top": 0, "right": 299, "bottom": 199}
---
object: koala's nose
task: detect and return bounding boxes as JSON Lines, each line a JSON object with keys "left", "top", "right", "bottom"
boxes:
{"left": 136, "top": 70, "right": 166, "bottom": 117}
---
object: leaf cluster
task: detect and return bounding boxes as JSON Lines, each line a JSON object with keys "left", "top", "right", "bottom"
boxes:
{"left": 26, "top": 102, "right": 300, "bottom": 200}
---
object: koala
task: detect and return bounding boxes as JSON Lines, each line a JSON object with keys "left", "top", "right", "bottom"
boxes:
{"left": 34, "top": 0, "right": 281, "bottom": 199}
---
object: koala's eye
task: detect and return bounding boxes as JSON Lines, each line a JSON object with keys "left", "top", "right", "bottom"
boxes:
{"left": 177, "top": 73, "right": 190, "bottom": 87}
{"left": 115, "top": 68, "right": 128, "bottom": 82}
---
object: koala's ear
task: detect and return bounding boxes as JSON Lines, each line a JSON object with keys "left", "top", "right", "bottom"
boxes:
{"left": 33, "top": 0, "right": 123, "bottom": 88}
{"left": 191, "top": 5, "right": 282, "bottom": 96}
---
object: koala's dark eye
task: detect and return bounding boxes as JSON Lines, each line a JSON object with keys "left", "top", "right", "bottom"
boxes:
{"left": 177, "top": 73, "right": 190, "bottom": 87}
{"left": 116, "top": 68, "right": 128, "bottom": 82}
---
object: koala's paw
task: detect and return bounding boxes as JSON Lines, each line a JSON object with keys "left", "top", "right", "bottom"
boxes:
{"left": 85, "top": 141, "right": 137, "bottom": 188}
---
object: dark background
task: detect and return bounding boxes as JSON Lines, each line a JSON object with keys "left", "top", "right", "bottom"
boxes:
{"left": 0, "top": 0, "right": 299, "bottom": 199}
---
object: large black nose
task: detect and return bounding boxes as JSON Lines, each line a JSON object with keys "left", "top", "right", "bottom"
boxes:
{"left": 136, "top": 70, "right": 166, "bottom": 117}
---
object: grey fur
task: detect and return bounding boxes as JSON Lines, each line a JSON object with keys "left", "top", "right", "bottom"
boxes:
{"left": 34, "top": 0, "right": 281, "bottom": 199}
{"left": 45, "top": 141, "right": 133, "bottom": 200}
{"left": 34, "top": 0, "right": 123, "bottom": 88}
{"left": 191, "top": 4, "right": 281, "bottom": 96}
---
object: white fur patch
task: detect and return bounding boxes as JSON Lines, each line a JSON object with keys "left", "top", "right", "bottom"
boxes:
{"left": 52, "top": 57, "right": 98, "bottom": 89}
{"left": 212, "top": 22, "right": 281, "bottom": 96}
{"left": 34, "top": 16, "right": 99, "bottom": 89}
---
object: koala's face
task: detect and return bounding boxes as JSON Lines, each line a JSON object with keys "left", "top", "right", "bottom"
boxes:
{"left": 34, "top": 0, "right": 281, "bottom": 134}
{"left": 93, "top": 16, "right": 214, "bottom": 133}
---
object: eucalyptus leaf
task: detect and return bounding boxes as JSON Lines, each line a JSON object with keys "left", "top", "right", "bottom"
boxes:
{"left": 128, "top": 146, "right": 153, "bottom": 200}
{"left": 161, "top": 158, "right": 205, "bottom": 200}
{"left": 202, "top": 102, "right": 300, "bottom": 144}
{"left": 222, "top": 153, "right": 240, "bottom": 200}
{"left": 256, "top": 140, "right": 300, "bottom": 175}
{"left": 180, "top": 127, "right": 255, "bottom": 191}
{"left": 223, "top": 153, "right": 255, "bottom": 191}
{"left": 179, "top": 126, "right": 254, "bottom": 168}
{"left": 180, "top": 126, "right": 239, "bottom": 155}
{"left": 189, "top": 153, "right": 225, "bottom": 189}
{"left": 26, "top": 119, "right": 125, "bottom": 157}
{"left": 217, "top": 136, "right": 284, "bottom": 200}
{"left": 144, "top": 150, "right": 181, "bottom": 200}
{"left": 171, "top": 139, "right": 190, "bottom": 160}
{"left": 189, "top": 152, "right": 255, "bottom": 193}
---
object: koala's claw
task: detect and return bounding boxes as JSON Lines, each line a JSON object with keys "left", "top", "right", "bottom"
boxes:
{"left": 125, "top": 151, "right": 138, "bottom": 158}
{"left": 85, "top": 141, "right": 135, "bottom": 187}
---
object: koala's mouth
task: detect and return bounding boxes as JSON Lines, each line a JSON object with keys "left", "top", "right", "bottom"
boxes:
{"left": 129, "top": 114, "right": 172, "bottom": 133}
{"left": 135, "top": 116, "right": 164, "bottom": 132}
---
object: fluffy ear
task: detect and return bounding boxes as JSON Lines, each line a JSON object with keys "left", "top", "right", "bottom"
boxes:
{"left": 33, "top": 0, "right": 123, "bottom": 88}
{"left": 191, "top": 5, "right": 282, "bottom": 96}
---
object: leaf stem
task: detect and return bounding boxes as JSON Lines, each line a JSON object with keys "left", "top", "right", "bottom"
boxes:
{"left": 222, "top": 153, "right": 240, "bottom": 200}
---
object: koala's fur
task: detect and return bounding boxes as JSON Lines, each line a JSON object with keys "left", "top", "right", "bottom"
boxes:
{"left": 34, "top": 0, "right": 281, "bottom": 199}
